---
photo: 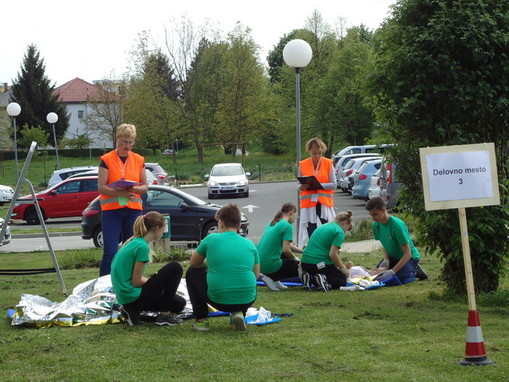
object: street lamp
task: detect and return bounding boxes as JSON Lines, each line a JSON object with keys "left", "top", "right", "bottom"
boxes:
{"left": 46, "top": 112, "right": 60, "bottom": 169}
{"left": 6, "top": 102, "right": 21, "bottom": 180}
{"left": 283, "top": 39, "right": 312, "bottom": 246}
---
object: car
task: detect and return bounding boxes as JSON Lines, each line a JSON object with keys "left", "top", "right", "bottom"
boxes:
{"left": 47, "top": 166, "right": 98, "bottom": 187}
{"left": 205, "top": 163, "right": 251, "bottom": 199}
{"left": 145, "top": 162, "right": 169, "bottom": 185}
{"left": 81, "top": 185, "right": 250, "bottom": 247}
{"left": 0, "top": 217, "right": 11, "bottom": 246}
{"left": 68, "top": 168, "right": 160, "bottom": 185}
{"left": 380, "top": 160, "right": 402, "bottom": 210}
{"left": 0, "top": 184, "right": 14, "bottom": 205}
{"left": 367, "top": 169, "right": 382, "bottom": 200}
{"left": 334, "top": 153, "right": 382, "bottom": 188}
{"left": 12, "top": 175, "right": 99, "bottom": 225}
{"left": 332, "top": 145, "right": 377, "bottom": 165}
{"left": 162, "top": 149, "right": 176, "bottom": 155}
{"left": 337, "top": 156, "right": 382, "bottom": 192}
{"left": 351, "top": 159, "right": 383, "bottom": 200}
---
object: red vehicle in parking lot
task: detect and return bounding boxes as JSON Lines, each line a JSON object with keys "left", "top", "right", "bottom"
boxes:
{"left": 12, "top": 176, "right": 99, "bottom": 225}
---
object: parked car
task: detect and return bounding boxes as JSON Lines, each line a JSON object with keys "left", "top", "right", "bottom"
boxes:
{"left": 162, "top": 149, "right": 176, "bottom": 155}
{"left": 68, "top": 168, "right": 160, "bottom": 185}
{"left": 337, "top": 156, "right": 382, "bottom": 192}
{"left": 380, "top": 160, "right": 402, "bottom": 210}
{"left": 81, "top": 185, "right": 250, "bottom": 247}
{"left": 205, "top": 163, "right": 250, "bottom": 199}
{"left": 0, "top": 184, "right": 14, "bottom": 205}
{"left": 12, "top": 175, "right": 99, "bottom": 225}
{"left": 145, "top": 163, "right": 169, "bottom": 185}
{"left": 0, "top": 217, "right": 11, "bottom": 246}
{"left": 367, "top": 169, "right": 382, "bottom": 200}
{"left": 48, "top": 166, "right": 98, "bottom": 187}
{"left": 334, "top": 153, "right": 382, "bottom": 188}
{"left": 351, "top": 159, "right": 383, "bottom": 201}
{"left": 332, "top": 145, "right": 377, "bottom": 165}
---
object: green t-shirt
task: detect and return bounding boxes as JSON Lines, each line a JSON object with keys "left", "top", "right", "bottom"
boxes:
{"left": 196, "top": 231, "right": 259, "bottom": 305}
{"left": 372, "top": 216, "right": 420, "bottom": 261}
{"left": 302, "top": 222, "right": 345, "bottom": 265}
{"left": 257, "top": 219, "right": 294, "bottom": 274}
{"left": 110, "top": 237, "right": 149, "bottom": 305}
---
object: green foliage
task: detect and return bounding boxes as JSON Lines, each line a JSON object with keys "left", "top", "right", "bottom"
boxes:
{"left": 17, "top": 124, "right": 49, "bottom": 148}
{"left": 372, "top": 0, "right": 509, "bottom": 293}
{"left": 10, "top": 44, "right": 69, "bottom": 145}
{"left": 63, "top": 134, "right": 93, "bottom": 150}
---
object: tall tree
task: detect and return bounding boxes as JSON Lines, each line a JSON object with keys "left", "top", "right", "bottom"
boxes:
{"left": 9, "top": 44, "right": 69, "bottom": 148}
{"left": 372, "top": 0, "right": 509, "bottom": 293}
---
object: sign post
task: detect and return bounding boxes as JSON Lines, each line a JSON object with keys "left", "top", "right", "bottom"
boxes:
{"left": 419, "top": 142, "right": 499, "bottom": 366}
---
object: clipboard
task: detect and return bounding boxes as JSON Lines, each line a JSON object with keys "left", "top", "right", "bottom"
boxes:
{"left": 107, "top": 179, "right": 144, "bottom": 189}
{"left": 297, "top": 176, "right": 323, "bottom": 191}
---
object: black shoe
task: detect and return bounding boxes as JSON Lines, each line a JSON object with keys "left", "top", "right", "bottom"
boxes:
{"left": 301, "top": 271, "right": 312, "bottom": 290}
{"left": 314, "top": 273, "right": 330, "bottom": 292}
{"left": 120, "top": 305, "right": 141, "bottom": 326}
{"left": 415, "top": 264, "right": 429, "bottom": 280}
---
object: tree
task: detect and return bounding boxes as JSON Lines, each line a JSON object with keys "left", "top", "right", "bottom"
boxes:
{"left": 17, "top": 124, "right": 49, "bottom": 148}
{"left": 9, "top": 44, "right": 69, "bottom": 148}
{"left": 372, "top": 0, "right": 509, "bottom": 294}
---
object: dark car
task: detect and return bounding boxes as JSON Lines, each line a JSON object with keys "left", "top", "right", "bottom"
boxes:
{"left": 81, "top": 185, "right": 249, "bottom": 247}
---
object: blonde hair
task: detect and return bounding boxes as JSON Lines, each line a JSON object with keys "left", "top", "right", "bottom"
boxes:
{"left": 334, "top": 210, "right": 353, "bottom": 224}
{"left": 116, "top": 124, "right": 137, "bottom": 140}
{"left": 123, "top": 211, "right": 166, "bottom": 262}
{"left": 306, "top": 137, "right": 327, "bottom": 153}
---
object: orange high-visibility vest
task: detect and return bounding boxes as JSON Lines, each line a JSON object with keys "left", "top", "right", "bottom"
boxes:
{"left": 99, "top": 150, "right": 144, "bottom": 211}
{"left": 299, "top": 157, "right": 334, "bottom": 208}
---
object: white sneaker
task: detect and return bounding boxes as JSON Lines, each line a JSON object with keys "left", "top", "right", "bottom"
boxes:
{"left": 261, "top": 274, "right": 279, "bottom": 291}
{"left": 274, "top": 281, "right": 287, "bottom": 290}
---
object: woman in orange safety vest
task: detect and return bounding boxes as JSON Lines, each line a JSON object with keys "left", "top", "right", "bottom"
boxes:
{"left": 98, "top": 124, "right": 148, "bottom": 276}
{"left": 297, "top": 138, "right": 336, "bottom": 247}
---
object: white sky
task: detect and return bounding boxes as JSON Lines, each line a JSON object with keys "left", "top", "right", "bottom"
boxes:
{"left": 1, "top": 0, "right": 396, "bottom": 87}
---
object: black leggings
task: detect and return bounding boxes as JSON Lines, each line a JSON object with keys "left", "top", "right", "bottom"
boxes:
{"left": 264, "top": 257, "right": 300, "bottom": 281}
{"left": 307, "top": 203, "right": 328, "bottom": 238}
{"left": 123, "top": 261, "right": 186, "bottom": 313}
{"left": 301, "top": 262, "right": 347, "bottom": 289}
{"left": 186, "top": 267, "right": 255, "bottom": 320}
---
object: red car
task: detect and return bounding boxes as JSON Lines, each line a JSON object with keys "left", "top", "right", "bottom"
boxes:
{"left": 12, "top": 176, "right": 99, "bottom": 225}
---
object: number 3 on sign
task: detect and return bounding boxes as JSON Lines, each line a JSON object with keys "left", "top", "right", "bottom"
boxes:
{"left": 459, "top": 178, "right": 463, "bottom": 185}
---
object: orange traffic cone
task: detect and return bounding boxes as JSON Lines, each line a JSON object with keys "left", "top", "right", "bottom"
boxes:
{"left": 457, "top": 310, "right": 494, "bottom": 366}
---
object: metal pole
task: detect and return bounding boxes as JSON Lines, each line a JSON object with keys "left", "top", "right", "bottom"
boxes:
{"left": 52, "top": 124, "right": 60, "bottom": 169}
{"left": 13, "top": 117, "right": 19, "bottom": 181}
{"left": 295, "top": 67, "right": 302, "bottom": 246}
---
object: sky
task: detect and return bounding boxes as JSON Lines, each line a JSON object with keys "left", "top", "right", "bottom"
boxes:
{"left": 1, "top": 0, "right": 396, "bottom": 87}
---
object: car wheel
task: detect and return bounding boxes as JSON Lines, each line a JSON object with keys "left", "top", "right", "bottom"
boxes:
{"left": 243, "top": 190, "right": 249, "bottom": 197}
{"left": 25, "top": 206, "right": 43, "bottom": 225}
{"left": 92, "top": 228, "right": 104, "bottom": 248}
{"left": 201, "top": 221, "right": 218, "bottom": 239}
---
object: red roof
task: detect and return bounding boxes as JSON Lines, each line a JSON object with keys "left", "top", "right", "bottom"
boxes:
{"left": 53, "top": 77, "right": 119, "bottom": 103}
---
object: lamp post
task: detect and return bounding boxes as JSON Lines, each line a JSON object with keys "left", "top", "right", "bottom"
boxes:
{"left": 46, "top": 112, "right": 60, "bottom": 169}
{"left": 6, "top": 102, "right": 21, "bottom": 180}
{"left": 283, "top": 39, "right": 312, "bottom": 246}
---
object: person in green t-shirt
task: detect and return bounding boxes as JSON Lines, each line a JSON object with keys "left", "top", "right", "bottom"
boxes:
{"left": 111, "top": 211, "right": 186, "bottom": 326}
{"left": 186, "top": 204, "right": 260, "bottom": 332}
{"left": 365, "top": 197, "right": 424, "bottom": 283}
{"left": 257, "top": 203, "right": 303, "bottom": 291}
{"left": 300, "top": 211, "right": 353, "bottom": 291}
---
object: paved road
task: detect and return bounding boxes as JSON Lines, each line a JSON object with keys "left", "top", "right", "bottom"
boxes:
{"left": 2, "top": 182, "right": 371, "bottom": 252}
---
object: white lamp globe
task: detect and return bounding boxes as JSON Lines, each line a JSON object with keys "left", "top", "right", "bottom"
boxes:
{"left": 7, "top": 102, "right": 21, "bottom": 117}
{"left": 46, "top": 112, "right": 58, "bottom": 124}
{"left": 283, "top": 39, "right": 313, "bottom": 68}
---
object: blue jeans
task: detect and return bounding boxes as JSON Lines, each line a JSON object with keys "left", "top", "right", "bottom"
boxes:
{"left": 389, "top": 257, "right": 418, "bottom": 283}
{"left": 100, "top": 208, "right": 142, "bottom": 276}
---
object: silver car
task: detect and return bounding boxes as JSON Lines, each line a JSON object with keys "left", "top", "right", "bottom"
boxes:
{"left": 0, "top": 184, "right": 14, "bottom": 205}
{"left": 0, "top": 217, "right": 12, "bottom": 246}
{"left": 206, "top": 163, "right": 250, "bottom": 199}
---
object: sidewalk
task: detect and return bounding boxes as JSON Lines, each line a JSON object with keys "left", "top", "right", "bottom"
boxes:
{"left": 341, "top": 239, "right": 382, "bottom": 253}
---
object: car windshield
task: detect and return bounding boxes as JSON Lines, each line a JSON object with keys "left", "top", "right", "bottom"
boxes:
{"left": 211, "top": 165, "right": 243, "bottom": 176}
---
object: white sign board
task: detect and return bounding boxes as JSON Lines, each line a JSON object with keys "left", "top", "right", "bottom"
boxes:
{"left": 420, "top": 143, "right": 500, "bottom": 211}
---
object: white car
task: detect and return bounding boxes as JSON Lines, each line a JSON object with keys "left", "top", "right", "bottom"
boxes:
{"left": 48, "top": 166, "right": 98, "bottom": 187}
{"left": 0, "top": 184, "right": 14, "bottom": 205}
{"left": 0, "top": 217, "right": 12, "bottom": 246}
{"left": 368, "top": 169, "right": 382, "bottom": 200}
{"left": 205, "top": 163, "right": 250, "bottom": 199}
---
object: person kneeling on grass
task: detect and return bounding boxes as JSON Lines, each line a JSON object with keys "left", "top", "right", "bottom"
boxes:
{"left": 186, "top": 204, "right": 260, "bottom": 332}
{"left": 111, "top": 211, "right": 186, "bottom": 326}
{"left": 300, "top": 211, "right": 353, "bottom": 291}
{"left": 364, "top": 197, "right": 423, "bottom": 284}
{"left": 257, "top": 202, "right": 303, "bottom": 291}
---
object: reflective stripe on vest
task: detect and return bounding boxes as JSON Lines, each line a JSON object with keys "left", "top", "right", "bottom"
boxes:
{"left": 299, "top": 157, "right": 334, "bottom": 208}
{"left": 100, "top": 196, "right": 143, "bottom": 206}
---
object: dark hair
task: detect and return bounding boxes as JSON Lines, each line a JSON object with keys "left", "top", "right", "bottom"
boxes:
{"left": 270, "top": 202, "right": 296, "bottom": 226}
{"left": 215, "top": 203, "right": 241, "bottom": 229}
{"left": 365, "top": 197, "right": 386, "bottom": 211}
{"left": 334, "top": 210, "right": 353, "bottom": 224}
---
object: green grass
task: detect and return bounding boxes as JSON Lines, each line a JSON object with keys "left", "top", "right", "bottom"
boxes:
{"left": 1, "top": 247, "right": 508, "bottom": 381}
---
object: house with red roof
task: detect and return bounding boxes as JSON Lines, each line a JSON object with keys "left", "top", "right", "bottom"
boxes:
{"left": 53, "top": 78, "right": 120, "bottom": 148}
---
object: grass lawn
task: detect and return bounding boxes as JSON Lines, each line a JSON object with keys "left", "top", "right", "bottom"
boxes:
{"left": 1, "top": 247, "right": 507, "bottom": 381}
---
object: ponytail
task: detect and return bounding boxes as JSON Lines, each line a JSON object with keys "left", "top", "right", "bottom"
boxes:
{"left": 270, "top": 202, "right": 297, "bottom": 226}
